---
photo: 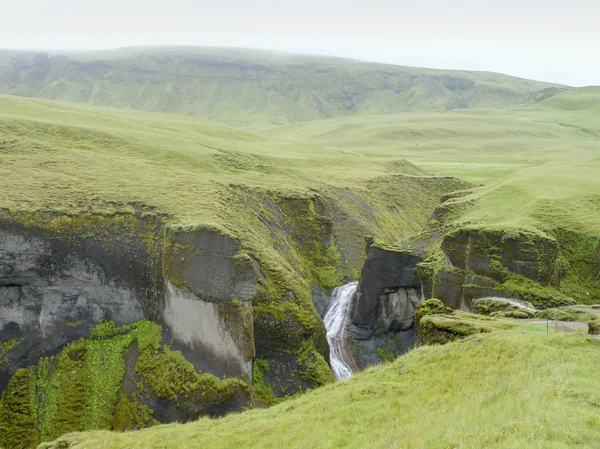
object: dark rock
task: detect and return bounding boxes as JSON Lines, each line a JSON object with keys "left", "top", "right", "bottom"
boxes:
{"left": 0, "top": 214, "right": 256, "bottom": 429}
{"left": 352, "top": 247, "right": 422, "bottom": 332}
{"left": 349, "top": 329, "right": 415, "bottom": 369}
{"left": 311, "top": 286, "right": 331, "bottom": 318}
{"left": 442, "top": 228, "right": 559, "bottom": 286}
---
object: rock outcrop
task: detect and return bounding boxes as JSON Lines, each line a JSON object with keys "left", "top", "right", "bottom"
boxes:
{"left": 349, "top": 244, "right": 423, "bottom": 369}
{"left": 0, "top": 213, "right": 256, "bottom": 447}
{"left": 417, "top": 228, "right": 574, "bottom": 310}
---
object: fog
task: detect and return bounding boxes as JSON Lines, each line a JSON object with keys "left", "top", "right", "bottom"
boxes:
{"left": 1, "top": 0, "right": 598, "bottom": 86}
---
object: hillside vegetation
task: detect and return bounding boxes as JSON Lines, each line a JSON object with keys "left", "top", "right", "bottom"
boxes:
{"left": 1, "top": 52, "right": 599, "bottom": 449}
{"left": 266, "top": 87, "right": 600, "bottom": 183}
{"left": 267, "top": 87, "right": 600, "bottom": 305}
{"left": 42, "top": 331, "right": 600, "bottom": 449}
{"left": 0, "top": 47, "right": 558, "bottom": 127}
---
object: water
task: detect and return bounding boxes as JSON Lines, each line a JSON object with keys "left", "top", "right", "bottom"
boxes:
{"left": 324, "top": 281, "right": 358, "bottom": 381}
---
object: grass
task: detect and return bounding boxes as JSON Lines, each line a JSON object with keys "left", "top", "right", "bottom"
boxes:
{"left": 265, "top": 87, "right": 600, "bottom": 184}
{"left": 0, "top": 46, "right": 558, "bottom": 128}
{"left": 266, "top": 87, "right": 600, "bottom": 304}
{"left": 42, "top": 330, "right": 600, "bottom": 449}
{"left": 0, "top": 93, "right": 437, "bottom": 228}
{"left": 1, "top": 59, "right": 599, "bottom": 448}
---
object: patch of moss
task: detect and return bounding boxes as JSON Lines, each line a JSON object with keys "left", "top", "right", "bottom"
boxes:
{"left": 414, "top": 299, "right": 452, "bottom": 324}
{"left": 498, "top": 274, "right": 574, "bottom": 308}
{"left": 588, "top": 317, "right": 600, "bottom": 335}
{"left": 0, "top": 319, "right": 249, "bottom": 447}
{"left": 416, "top": 311, "right": 515, "bottom": 346}
{"left": 251, "top": 359, "right": 276, "bottom": 406}
{"left": 534, "top": 308, "right": 595, "bottom": 323}
{"left": 134, "top": 323, "right": 248, "bottom": 411}
{"left": 554, "top": 229, "right": 600, "bottom": 304}
{"left": 0, "top": 368, "right": 37, "bottom": 449}
{"left": 0, "top": 339, "right": 19, "bottom": 367}
{"left": 472, "top": 299, "right": 536, "bottom": 319}
{"left": 376, "top": 341, "right": 397, "bottom": 363}
{"left": 113, "top": 390, "right": 156, "bottom": 431}
{"left": 297, "top": 345, "right": 335, "bottom": 386}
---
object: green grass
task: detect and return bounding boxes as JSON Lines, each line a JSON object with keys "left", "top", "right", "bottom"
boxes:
{"left": 42, "top": 331, "right": 600, "bottom": 449}
{"left": 266, "top": 86, "right": 600, "bottom": 256}
{"left": 0, "top": 47, "right": 558, "bottom": 128}
{"left": 0, "top": 93, "right": 437, "bottom": 228}
{"left": 265, "top": 87, "right": 600, "bottom": 184}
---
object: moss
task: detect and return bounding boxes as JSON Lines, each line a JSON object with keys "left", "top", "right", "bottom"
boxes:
{"left": 490, "top": 310, "right": 535, "bottom": 319}
{"left": 498, "top": 274, "right": 574, "bottom": 308}
{"left": 472, "top": 299, "right": 536, "bottom": 319}
{"left": 0, "top": 369, "right": 37, "bottom": 449}
{"left": 376, "top": 342, "right": 397, "bottom": 363}
{"left": 534, "top": 308, "right": 595, "bottom": 323}
{"left": 251, "top": 359, "right": 276, "bottom": 406}
{"left": 588, "top": 318, "right": 600, "bottom": 335}
{"left": 416, "top": 311, "right": 516, "bottom": 346}
{"left": 414, "top": 299, "right": 452, "bottom": 324}
{"left": 0, "top": 319, "right": 249, "bottom": 447}
{"left": 134, "top": 323, "right": 248, "bottom": 410}
{"left": 113, "top": 391, "right": 156, "bottom": 431}
{"left": 277, "top": 195, "right": 342, "bottom": 291}
{"left": 297, "top": 346, "right": 335, "bottom": 386}
{"left": 0, "top": 339, "right": 19, "bottom": 367}
{"left": 35, "top": 340, "right": 88, "bottom": 442}
{"left": 554, "top": 229, "right": 600, "bottom": 304}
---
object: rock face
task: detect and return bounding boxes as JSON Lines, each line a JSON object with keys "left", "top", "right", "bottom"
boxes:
{"left": 0, "top": 213, "right": 257, "bottom": 446}
{"left": 418, "top": 228, "right": 565, "bottom": 310}
{"left": 349, "top": 244, "right": 423, "bottom": 369}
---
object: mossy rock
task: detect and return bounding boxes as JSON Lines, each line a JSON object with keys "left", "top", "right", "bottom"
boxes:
{"left": 0, "top": 320, "right": 249, "bottom": 448}
{"left": 416, "top": 311, "right": 515, "bottom": 346}
{"left": 472, "top": 297, "right": 536, "bottom": 319}
{"left": 414, "top": 299, "right": 452, "bottom": 324}
{"left": 534, "top": 308, "right": 595, "bottom": 323}
{"left": 0, "top": 369, "right": 37, "bottom": 449}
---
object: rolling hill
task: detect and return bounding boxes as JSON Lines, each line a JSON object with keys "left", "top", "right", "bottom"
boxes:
{"left": 0, "top": 52, "right": 599, "bottom": 449}
{"left": 265, "top": 86, "right": 600, "bottom": 183}
{"left": 0, "top": 47, "right": 559, "bottom": 127}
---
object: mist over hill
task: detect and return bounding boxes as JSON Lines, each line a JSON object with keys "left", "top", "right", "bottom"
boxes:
{"left": 0, "top": 47, "right": 559, "bottom": 127}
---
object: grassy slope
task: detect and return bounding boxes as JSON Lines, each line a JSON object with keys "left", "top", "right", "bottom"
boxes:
{"left": 42, "top": 330, "right": 600, "bottom": 449}
{"left": 0, "top": 47, "right": 558, "bottom": 128}
{"left": 0, "top": 93, "right": 442, "bottom": 229}
{"left": 266, "top": 87, "right": 600, "bottom": 234}
{"left": 265, "top": 87, "right": 600, "bottom": 184}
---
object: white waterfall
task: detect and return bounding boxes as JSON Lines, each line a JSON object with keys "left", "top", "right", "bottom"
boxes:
{"left": 324, "top": 281, "right": 359, "bottom": 381}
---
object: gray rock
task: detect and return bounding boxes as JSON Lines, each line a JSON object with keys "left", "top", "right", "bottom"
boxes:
{"left": 349, "top": 329, "right": 415, "bottom": 370}
{"left": 0, "top": 216, "right": 257, "bottom": 421}
{"left": 352, "top": 246, "right": 422, "bottom": 332}
{"left": 311, "top": 285, "right": 331, "bottom": 318}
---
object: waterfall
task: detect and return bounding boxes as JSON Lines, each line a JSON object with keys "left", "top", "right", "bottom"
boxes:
{"left": 324, "top": 281, "right": 359, "bottom": 381}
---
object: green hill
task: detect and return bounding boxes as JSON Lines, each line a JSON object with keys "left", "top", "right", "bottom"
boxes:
{"left": 41, "top": 331, "right": 600, "bottom": 449}
{"left": 0, "top": 47, "right": 559, "bottom": 128}
{"left": 1, "top": 77, "right": 599, "bottom": 449}
{"left": 266, "top": 87, "right": 600, "bottom": 304}
{"left": 266, "top": 86, "right": 600, "bottom": 183}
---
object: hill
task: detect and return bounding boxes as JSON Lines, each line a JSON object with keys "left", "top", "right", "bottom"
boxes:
{"left": 266, "top": 86, "right": 600, "bottom": 183}
{"left": 266, "top": 87, "right": 600, "bottom": 305}
{"left": 41, "top": 331, "right": 600, "bottom": 449}
{"left": 0, "top": 94, "right": 472, "bottom": 447}
{"left": 0, "top": 47, "right": 559, "bottom": 127}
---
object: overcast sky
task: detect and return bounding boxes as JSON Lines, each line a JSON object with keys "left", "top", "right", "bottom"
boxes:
{"left": 1, "top": 0, "right": 598, "bottom": 86}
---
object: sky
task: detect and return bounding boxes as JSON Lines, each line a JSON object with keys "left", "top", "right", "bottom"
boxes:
{"left": 1, "top": 0, "right": 599, "bottom": 86}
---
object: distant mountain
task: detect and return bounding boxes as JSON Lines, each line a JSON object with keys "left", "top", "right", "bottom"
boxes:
{"left": 0, "top": 47, "right": 560, "bottom": 127}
